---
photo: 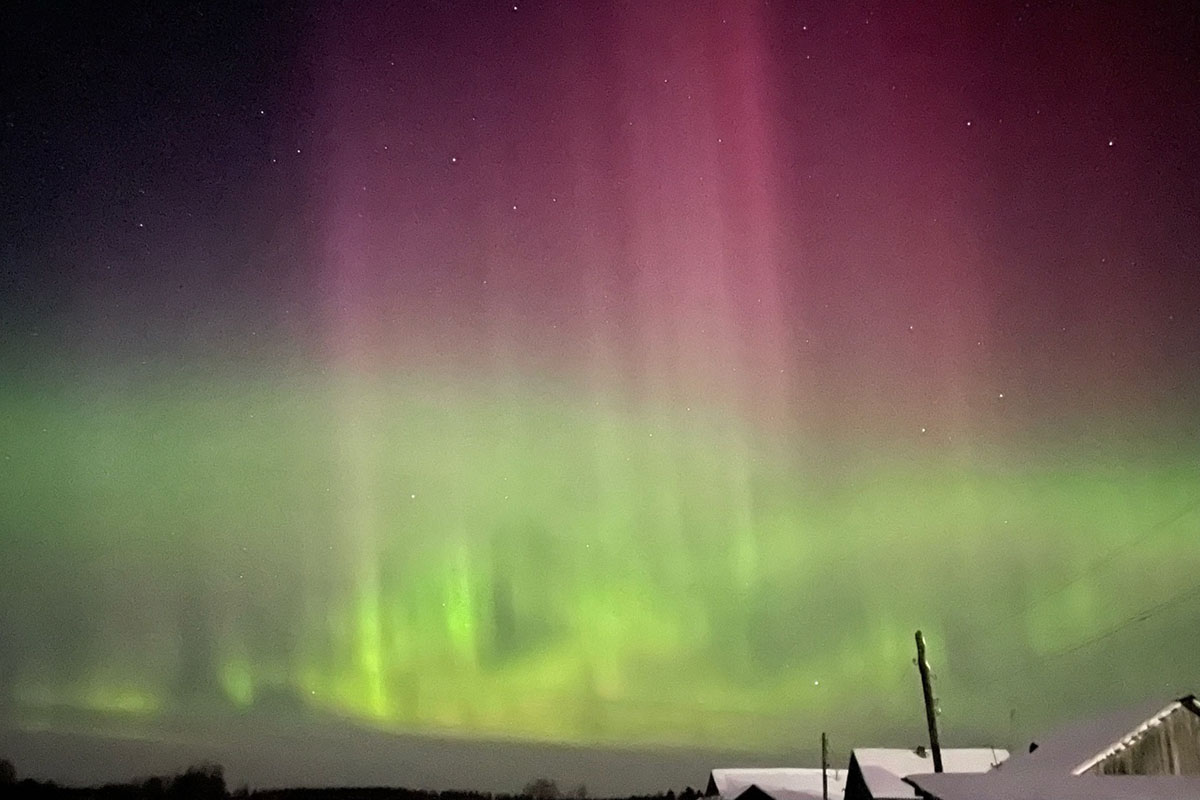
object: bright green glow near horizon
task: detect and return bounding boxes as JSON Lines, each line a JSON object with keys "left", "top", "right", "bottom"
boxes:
{"left": 1, "top": 364, "right": 1197, "bottom": 752}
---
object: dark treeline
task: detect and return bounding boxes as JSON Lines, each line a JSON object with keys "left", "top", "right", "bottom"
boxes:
{"left": 0, "top": 761, "right": 702, "bottom": 800}
{"left": 3, "top": 763, "right": 228, "bottom": 800}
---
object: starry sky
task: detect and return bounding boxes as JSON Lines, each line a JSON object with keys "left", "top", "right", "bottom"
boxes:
{"left": 1, "top": 0, "right": 1199, "bottom": 794}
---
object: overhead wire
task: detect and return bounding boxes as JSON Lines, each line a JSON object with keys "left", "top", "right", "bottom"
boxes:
{"left": 1044, "top": 581, "right": 1200, "bottom": 661}
{"left": 997, "top": 495, "right": 1200, "bottom": 627}
{"left": 930, "top": 497, "right": 1200, "bottom": 702}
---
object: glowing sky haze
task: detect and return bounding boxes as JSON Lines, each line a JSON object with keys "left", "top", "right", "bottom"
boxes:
{"left": 1, "top": 0, "right": 1198, "bottom": 793}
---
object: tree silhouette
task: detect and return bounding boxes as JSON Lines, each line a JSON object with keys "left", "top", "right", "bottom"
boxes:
{"left": 522, "top": 778, "right": 560, "bottom": 800}
{"left": 169, "top": 762, "right": 226, "bottom": 800}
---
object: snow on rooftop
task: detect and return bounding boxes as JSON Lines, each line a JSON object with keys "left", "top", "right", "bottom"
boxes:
{"left": 853, "top": 747, "right": 1008, "bottom": 777}
{"left": 858, "top": 764, "right": 919, "bottom": 799}
{"left": 1071, "top": 699, "right": 1189, "bottom": 775}
{"left": 707, "top": 768, "right": 847, "bottom": 800}
{"left": 998, "top": 695, "right": 1196, "bottom": 775}
{"left": 907, "top": 771, "right": 1200, "bottom": 800}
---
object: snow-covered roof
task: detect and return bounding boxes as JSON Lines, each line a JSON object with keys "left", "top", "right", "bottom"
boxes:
{"left": 852, "top": 747, "right": 1008, "bottom": 777}
{"left": 904, "top": 694, "right": 1200, "bottom": 800}
{"left": 734, "top": 787, "right": 836, "bottom": 800}
{"left": 997, "top": 694, "right": 1198, "bottom": 775}
{"left": 706, "top": 768, "right": 847, "bottom": 800}
{"left": 907, "top": 771, "right": 1200, "bottom": 800}
{"left": 858, "top": 764, "right": 919, "bottom": 799}
{"left": 1071, "top": 696, "right": 1198, "bottom": 775}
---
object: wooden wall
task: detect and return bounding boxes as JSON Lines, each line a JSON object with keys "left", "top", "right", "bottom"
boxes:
{"left": 1088, "top": 703, "right": 1200, "bottom": 776}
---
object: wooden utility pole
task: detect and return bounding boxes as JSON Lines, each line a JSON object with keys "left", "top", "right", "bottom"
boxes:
{"left": 914, "top": 630, "right": 944, "bottom": 773}
{"left": 821, "top": 732, "right": 829, "bottom": 800}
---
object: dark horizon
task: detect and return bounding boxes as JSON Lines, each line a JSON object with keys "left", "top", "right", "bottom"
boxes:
{"left": 0, "top": 710, "right": 819, "bottom": 796}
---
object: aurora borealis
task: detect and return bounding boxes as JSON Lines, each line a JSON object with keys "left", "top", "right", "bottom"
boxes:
{"left": 2, "top": 0, "right": 1199, "bottom": 793}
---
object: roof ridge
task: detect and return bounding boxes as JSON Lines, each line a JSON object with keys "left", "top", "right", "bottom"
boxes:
{"left": 1070, "top": 700, "right": 1186, "bottom": 775}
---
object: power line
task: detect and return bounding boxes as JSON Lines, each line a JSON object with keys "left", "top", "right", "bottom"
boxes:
{"left": 1000, "top": 496, "right": 1200, "bottom": 626}
{"left": 884, "top": 499, "right": 1200, "bottom": 719}
{"left": 1045, "top": 581, "right": 1200, "bottom": 661}
{"left": 949, "top": 581, "right": 1200, "bottom": 729}
{"left": 953, "top": 495, "right": 1200, "bottom": 687}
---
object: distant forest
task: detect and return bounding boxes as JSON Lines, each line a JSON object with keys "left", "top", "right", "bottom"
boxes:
{"left": 0, "top": 762, "right": 703, "bottom": 800}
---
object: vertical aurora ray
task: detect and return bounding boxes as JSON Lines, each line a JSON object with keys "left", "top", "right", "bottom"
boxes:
{"left": 288, "top": 0, "right": 1198, "bottom": 746}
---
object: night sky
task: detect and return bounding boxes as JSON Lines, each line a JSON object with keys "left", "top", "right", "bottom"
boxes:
{"left": 2, "top": 0, "right": 1199, "bottom": 794}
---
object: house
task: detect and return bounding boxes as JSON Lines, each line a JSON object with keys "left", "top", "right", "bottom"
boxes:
{"left": 704, "top": 767, "right": 848, "bottom": 800}
{"left": 905, "top": 693, "right": 1200, "bottom": 800}
{"left": 841, "top": 747, "right": 1008, "bottom": 800}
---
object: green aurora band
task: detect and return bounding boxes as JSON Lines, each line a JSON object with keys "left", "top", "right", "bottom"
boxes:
{"left": 2, "top": 358, "right": 1197, "bottom": 754}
